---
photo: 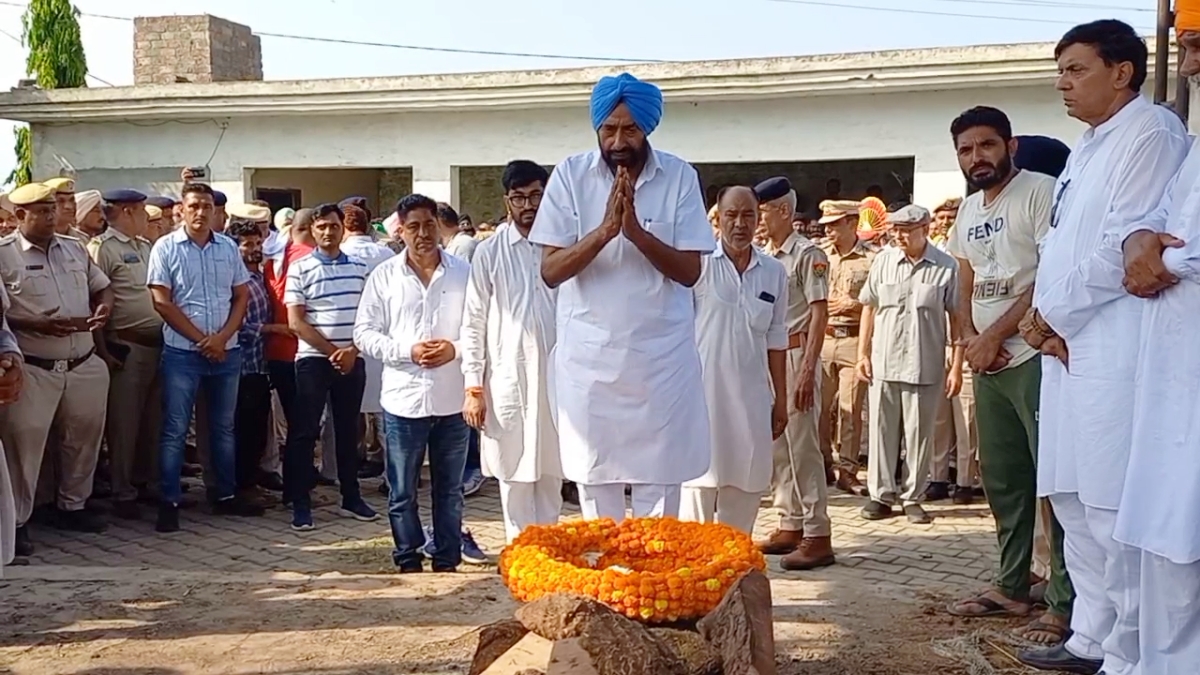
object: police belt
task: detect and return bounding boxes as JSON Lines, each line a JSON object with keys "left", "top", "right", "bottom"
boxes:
{"left": 825, "top": 324, "right": 860, "bottom": 339}
{"left": 24, "top": 349, "right": 95, "bottom": 373}
{"left": 787, "top": 332, "right": 807, "bottom": 350}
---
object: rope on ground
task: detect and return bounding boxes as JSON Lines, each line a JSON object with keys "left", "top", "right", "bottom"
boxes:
{"left": 930, "top": 628, "right": 1041, "bottom": 675}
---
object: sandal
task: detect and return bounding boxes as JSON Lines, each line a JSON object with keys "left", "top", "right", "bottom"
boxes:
{"left": 947, "top": 592, "right": 1032, "bottom": 618}
{"left": 1015, "top": 613, "right": 1070, "bottom": 645}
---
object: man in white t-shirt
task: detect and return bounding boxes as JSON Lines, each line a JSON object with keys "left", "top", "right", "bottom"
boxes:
{"left": 943, "top": 107, "right": 1074, "bottom": 647}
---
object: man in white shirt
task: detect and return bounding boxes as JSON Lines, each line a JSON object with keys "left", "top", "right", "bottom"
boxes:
{"left": 354, "top": 194, "right": 472, "bottom": 573}
{"left": 461, "top": 160, "right": 562, "bottom": 543}
{"left": 440, "top": 203, "right": 478, "bottom": 263}
{"left": 531, "top": 73, "right": 715, "bottom": 521}
{"left": 1111, "top": 18, "right": 1200, "bottom": 673}
{"left": 942, "top": 106, "right": 1074, "bottom": 646}
{"left": 682, "top": 185, "right": 787, "bottom": 535}
{"left": 1016, "top": 20, "right": 1190, "bottom": 675}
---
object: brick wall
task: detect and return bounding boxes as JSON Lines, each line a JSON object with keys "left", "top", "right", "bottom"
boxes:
{"left": 134, "top": 15, "right": 262, "bottom": 86}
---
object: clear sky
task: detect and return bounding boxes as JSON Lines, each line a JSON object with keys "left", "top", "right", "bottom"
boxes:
{"left": 0, "top": 0, "right": 1159, "bottom": 185}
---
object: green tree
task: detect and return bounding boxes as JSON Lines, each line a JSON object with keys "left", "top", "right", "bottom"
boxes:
{"left": 6, "top": 0, "right": 88, "bottom": 187}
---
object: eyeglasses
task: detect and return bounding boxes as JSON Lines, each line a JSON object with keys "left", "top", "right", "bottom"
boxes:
{"left": 506, "top": 193, "right": 543, "bottom": 208}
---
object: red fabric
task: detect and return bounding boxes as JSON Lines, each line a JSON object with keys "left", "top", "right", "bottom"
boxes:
{"left": 263, "top": 241, "right": 313, "bottom": 362}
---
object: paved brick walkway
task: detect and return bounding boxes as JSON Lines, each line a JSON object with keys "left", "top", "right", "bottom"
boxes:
{"left": 17, "top": 474, "right": 998, "bottom": 592}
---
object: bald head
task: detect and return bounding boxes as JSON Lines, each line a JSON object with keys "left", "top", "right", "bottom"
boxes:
{"left": 716, "top": 185, "right": 759, "bottom": 251}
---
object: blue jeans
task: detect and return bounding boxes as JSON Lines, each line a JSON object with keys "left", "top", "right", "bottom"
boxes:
{"left": 159, "top": 346, "right": 242, "bottom": 505}
{"left": 464, "top": 427, "right": 481, "bottom": 481}
{"left": 383, "top": 413, "right": 468, "bottom": 569}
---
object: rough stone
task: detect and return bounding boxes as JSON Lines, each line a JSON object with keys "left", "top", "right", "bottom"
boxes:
{"left": 481, "top": 633, "right": 555, "bottom": 675}
{"left": 697, "top": 570, "right": 776, "bottom": 675}
{"left": 468, "top": 620, "right": 529, "bottom": 675}
{"left": 515, "top": 593, "right": 611, "bottom": 641}
{"left": 651, "top": 628, "right": 722, "bottom": 675}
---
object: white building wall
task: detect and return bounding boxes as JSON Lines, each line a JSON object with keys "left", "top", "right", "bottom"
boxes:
{"left": 30, "top": 84, "right": 1088, "bottom": 209}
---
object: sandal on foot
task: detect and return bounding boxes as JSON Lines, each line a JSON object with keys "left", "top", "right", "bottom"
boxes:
{"left": 947, "top": 593, "right": 1031, "bottom": 618}
{"left": 1015, "top": 615, "right": 1070, "bottom": 645}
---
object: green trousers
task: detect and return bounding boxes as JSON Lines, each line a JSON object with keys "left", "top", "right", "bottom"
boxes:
{"left": 974, "top": 357, "right": 1074, "bottom": 616}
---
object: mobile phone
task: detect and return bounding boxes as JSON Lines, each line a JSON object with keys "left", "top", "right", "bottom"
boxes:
{"left": 187, "top": 166, "right": 208, "bottom": 180}
{"left": 68, "top": 316, "right": 91, "bottom": 332}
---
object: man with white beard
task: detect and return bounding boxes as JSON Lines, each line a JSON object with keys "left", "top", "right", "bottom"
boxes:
{"left": 1111, "top": 10, "right": 1200, "bottom": 673}
{"left": 461, "top": 160, "right": 562, "bottom": 542}
{"left": 1015, "top": 19, "right": 1190, "bottom": 675}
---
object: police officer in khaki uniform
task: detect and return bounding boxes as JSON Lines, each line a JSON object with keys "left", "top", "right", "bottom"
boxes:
{"left": 88, "top": 189, "right": 162, "bottom": 521}
{"left": 0, "top": 182, "right": 113, "bottom": 554}
{"left": 42, "top": 177, "right": 77, "bottom": 237}
{"left": 856, "top": 205, "right": 962, "bottom": 525}
{"left": 751, "top": 177, "right": 837, "bottom": 571}
{"left": 817, "top": 200, "right": 875, "bottom": 495}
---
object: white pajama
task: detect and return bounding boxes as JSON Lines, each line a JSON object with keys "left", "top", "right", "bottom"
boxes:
{"left": 1051, "top": 493, "right": 1140, "bottom": 675}
{"left": 680, "top": 486, "right": 762, "bottom": 535}
{"left": 498, "top": 477, "right": 564, "bottom": 543}
{"left": 578, "top": 483, "right": 681, "bottom": 522}
{"left": 1139, "top": 551, "right": 1200, "bottom": 675}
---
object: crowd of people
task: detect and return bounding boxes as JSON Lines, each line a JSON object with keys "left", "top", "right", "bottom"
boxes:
{"left": 0, "top": 11, "right": 1198, "bottom": 674}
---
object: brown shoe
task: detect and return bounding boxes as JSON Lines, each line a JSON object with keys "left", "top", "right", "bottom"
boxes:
{"left": 836, "top": 470, "right": 867, "bottom": 496}
{"left": 780, "top": 536, "right": 836, "bottom": 571}
{"left": 755, "top": 528, "right": 804, "bottom": 555}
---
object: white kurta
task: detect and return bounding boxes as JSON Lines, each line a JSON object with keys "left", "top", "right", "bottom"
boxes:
{"left": 0, "top": 288, "right": 18, "bottom": 574}
{"left": 1114, "top": 138, "right": 1200, "bottom": 564}
{"left": 686, "top": 246, "right": 787, "bottom": 492}
{"left": 1033, "top": 96, "right": 1189, "bottom": 509}
{"left": 460, "top": 224, "right": 562, "bottom": 483}
{"left": 339, "top": 235, "right": 396, "bottom": 414}
{"left": 529, "top": 148, "right": 716, "bottom": 485}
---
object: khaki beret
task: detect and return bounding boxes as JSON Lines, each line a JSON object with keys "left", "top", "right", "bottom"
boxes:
{"left": 8, "top": 182, "right": 57, "bottom": 206}
{"left": 227, "top": 202, "right": 271, "bottom": 222}
{"left": 818, "top": 199, "right": 861, "bottom": 224}
{"left": 42, "top": 177, "right": 75, "bottom": 194}
{"left": 145, "top": 204, "right": 163, "bottom": 220}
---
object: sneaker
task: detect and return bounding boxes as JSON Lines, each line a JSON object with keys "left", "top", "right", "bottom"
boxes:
{"left": 55, "top": 508, "right": 107, "bottom": 533}
{"left": 339, "top": 499, "right": 379, "bottom": 522}
{"left": 420, "top": 525, "right": 437, "bottom": 559}
{"left": 14, "top": 525, "right": 33, "bottom": 556}
{"left": 291, "top": 507, "right": 315, "bottom": 531}
{"left": 213, "top": 497, "right": 266, "bottom": 518}
{"left": 462, "top": 471, "right": 486, "bottom": 497}
{"left": 156, "top": 503, "right": 180, "bottom": 533}
{"left": 461, "top": 529, "right": 489, "bottom": 565}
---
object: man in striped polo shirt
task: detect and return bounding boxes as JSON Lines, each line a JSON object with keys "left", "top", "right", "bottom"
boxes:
{"left": 283, "top": 203, "right": 377, "bottom": 530}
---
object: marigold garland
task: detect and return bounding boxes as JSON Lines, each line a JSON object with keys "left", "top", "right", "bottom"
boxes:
{"left": 499, "top": 517, "right": 767, "bottom": 623}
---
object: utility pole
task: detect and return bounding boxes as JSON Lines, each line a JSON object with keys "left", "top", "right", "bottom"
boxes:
{"left": 1156, "top": 0, "right": 1172, "bottom": 104}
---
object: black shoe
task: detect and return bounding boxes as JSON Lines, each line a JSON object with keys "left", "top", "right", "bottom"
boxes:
{"left": 1016, "top": 644, "right": 1103, "bottom": 674}
{"left": 55, "top": 509, "right": 107, "bottom": 533}
{"left": 952, "top": 486, "right": 976, "bottom": 505}
{"left": 860, "top": 501, "right": 894, "bottom": 521}
{"left": 156, "top": 503, "right": 180, "bottom": 533}
{"left": 397, "top": 562, "right": 423, "bottom": 574}
{"left": 14, "top": 525, "right": 33, "bottom": 556}
{"left": 432, "top": 565, "right": 458, "bottom": 574}
{"left": 561, "top": 481, "right": 579, "bottom": 506}
{"left": 257, "top": 472, "right": 285, "bottom": 492}
{"left": 181, "top": 462, "right": 203, "bottom": 478}
{"left": 315, "top": 475, "right": 338, "bottom": 487}
{"left": 90, "top": 480, "right": 113, "bottom": 500}
{"left": 213, "top": 497, "right": 266, "bottom": 518}
{"left": 112, "top": 500, "right": 141, "bottom": 520}
{"left": 903, "top": 503, "right": 933, "bottom": 524}
{"left": 357, "top": 460, "right": 384, "bottom": 480}
{"left": 924, "top": 481, "right": 951, "bottom": 501}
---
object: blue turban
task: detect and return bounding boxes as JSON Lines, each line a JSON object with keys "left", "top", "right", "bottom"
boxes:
{"left": 590, "top": 73, "right": 664, "bottom": 135}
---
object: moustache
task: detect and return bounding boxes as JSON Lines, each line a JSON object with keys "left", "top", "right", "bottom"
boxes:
{"left": 970, "top": 162, "right": 996, "bottom": 174}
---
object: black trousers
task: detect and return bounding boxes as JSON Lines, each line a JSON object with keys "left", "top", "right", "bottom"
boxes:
{"left": 283, "top": 357, "right": 366, "bottom": 510}
{"left": 234, "top": 373, "right": 271, "bottom": 490}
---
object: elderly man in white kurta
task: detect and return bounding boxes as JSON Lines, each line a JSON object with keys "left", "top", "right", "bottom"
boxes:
{"left": 530, "top": 73, "right": 715, "bottom": 522}
{"left": 462, "top": 161, "right": 563, "bottom": 542}
{"left": 1015, "top": 19, "right": 1190, "bottom": 675}
{"left": 682, "top": 186, "right": 787, "bottom": 535}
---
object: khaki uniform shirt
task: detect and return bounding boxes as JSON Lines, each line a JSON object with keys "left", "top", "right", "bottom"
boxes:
{"left": 67, "top": 226, "right": 92, "bottom": 243}
{"left": 87, "top": 228, "right": 162, "bottom": 339}
{"left": 821, "top": 239, "right": 876, "bottom": 327}
{"left": 858, "top": 244, "right": 959, "bottom": 386}
{"left": 0, "top": 232, "right": 110, "bottom": 360}
{"left": 766, "top": 233, "right": 829, "bottom": 336}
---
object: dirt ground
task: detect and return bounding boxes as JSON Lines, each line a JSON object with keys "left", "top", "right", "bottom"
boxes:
{"left": 0, "top": 562, "right": 1033, "bottom": 675}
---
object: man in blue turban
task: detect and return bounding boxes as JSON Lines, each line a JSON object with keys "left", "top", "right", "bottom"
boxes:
{"left": 527, "top": 73, "right": 715, "bottom": 523}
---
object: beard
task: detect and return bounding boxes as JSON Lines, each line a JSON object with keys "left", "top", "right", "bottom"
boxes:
{"left": 244, "top": 252, "right": 263, "bottom": 265}
{"left": 601, "top": 141, "right": 650, "bottom": 171}
{"left": 965, "top": 153, "right": 1013, "bottom": 191}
